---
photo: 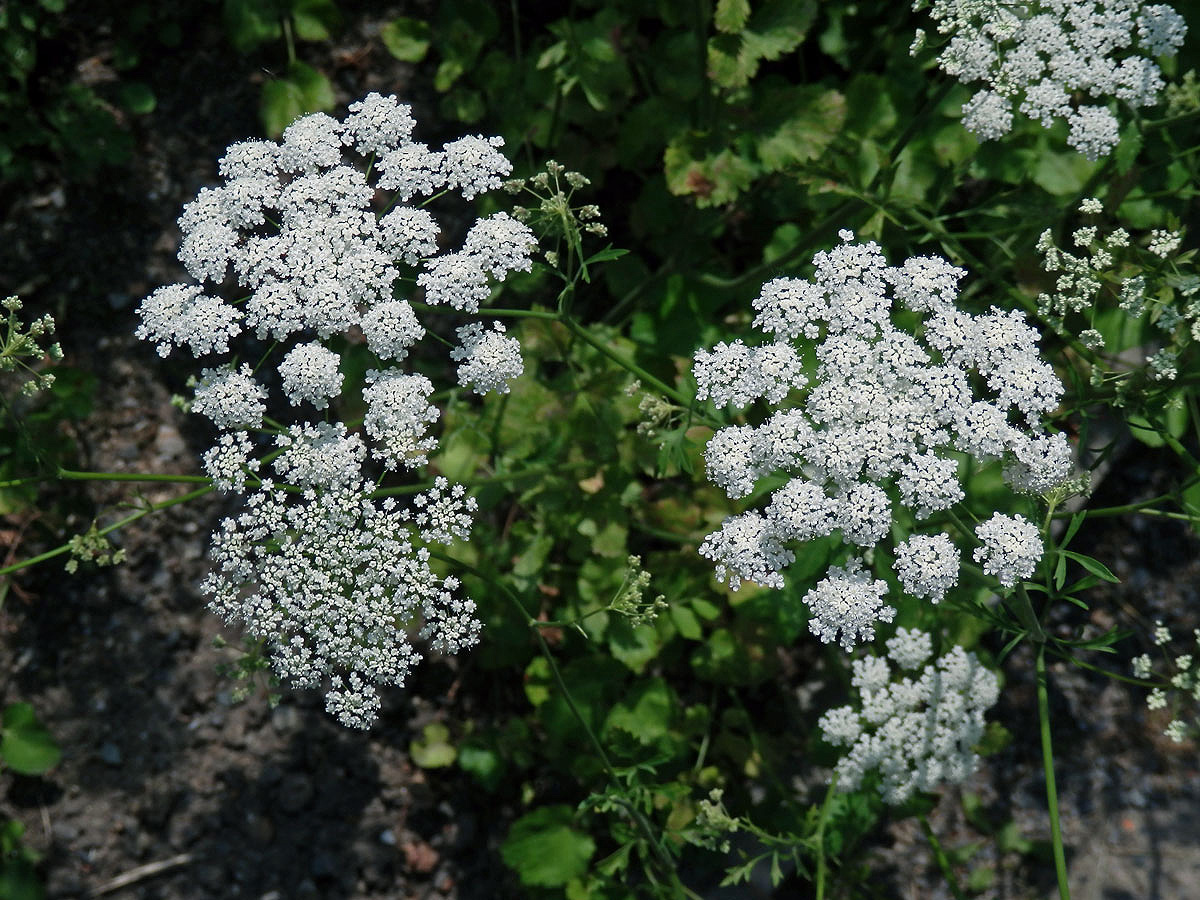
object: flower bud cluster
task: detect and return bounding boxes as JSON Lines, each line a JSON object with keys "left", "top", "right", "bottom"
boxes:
{"left": 918, "top": 1, "right": 1187, "bottom": 158}
{"left": 1036, "top": 198, "right": 1195, "bottom": 384}
{"left": 1, "top": 295, "right": 63, "bottom": 396}
{"left": 135, "top": 95, "right": 539, "bottom": 727}
{"left": 818, "top": 628, "right": 1001, "bottom": 804}
{"left": 693, "top": 231, "right": 1068, "bottom": 648}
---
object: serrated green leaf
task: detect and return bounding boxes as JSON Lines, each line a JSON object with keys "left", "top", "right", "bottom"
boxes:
{"left": 714, "top": 0, "right": 751, "bottom": 33}
{"left": 664, "top": 135, "right": 758, "bottom": 207}
{"left": 1, "top": 703, "right": 60, "bottom": 775}
{"left": 602, "top": 677, "right": 674, "bottom": 745}
{"left": 380, "top": 16, "right": 431, "bottom": 62}
{"left": 501, "top": 806, "right": 595, "bottom": 887}
{"left": 756, "top": 86, "right": 845, "bottom": 171}
{"left": 669, "top": 604, "right": 702, "bottom": 640}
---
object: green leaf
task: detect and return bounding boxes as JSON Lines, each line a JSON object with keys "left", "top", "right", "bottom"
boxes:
{"left": 286, "top": 60, "right": 334, "bottom": 110}
{"left": 523, "top": 656, "right": 553, "bottom": 707}
{"left": 290, "top": 0, "right": 341, "bottom": 41}
{"left": 1059, "top": 550, "right": 1119, "bottom": 584}
{"left": 1114, "top": 120, "right": 1142, "bottom": 175}
{"left": 602, "top": 678, "right": 674, "bottom": 746}
{"left": 222, "top": 0, "right": 282, "bottom": 53}
{"left": 1061, "top": 512, "right": 1086, "bottom": 550}
{"left": 458, "top": 738, "right": 503, "bottom": 791}
{"left": 410, "top": 722, "right": 457, "bottom": 768}
{"left": 583, "top": 246, "right": 630, "bottom": 266}
{"left": 1032, "top": 150, "right": 1097, "bottom": 196}
{"left": 1, "top": 703, "right": 60, "bottom": 775}
{"left": 755, "top": 86, "right": 846, "bottom": 171}
{"left": 713, "top": 0, "right": 751, "bottom": 33}
{"left": 669, "top": 604, "right": 702, "bottom": 640}
{"left": 664, "top": 134, "right": 758, "bottom": 207}
{"left": 116, "top": 81, "right": 155, "bottom": 115}
{"left": 501, "top": 806, "right": 595, "bottom": 887}
{"left": 260, "top": 61, "right": 334, "bottom": 136}
{"left": 381, "top": 16, "right": 431, "bottom": 62}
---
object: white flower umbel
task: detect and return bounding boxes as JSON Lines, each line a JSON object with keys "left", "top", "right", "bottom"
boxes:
{"left": 450, "top": 321, "right": 524, "bottom": 395}
{"left": 278, "top": 341, "right": 343, "bottom": 409}
{"left": 818, "top": 633, "right": 1001, "bottom": 804}
{"left": 974, "top": 512, "right": 1043, "bottom": 587}
{"left": 203, "top": 475, "right": 481, "bottom": 729}
{"left": 920, "top": 0, "right": 1188, "bottom": 158}
{"left": 134, "top": 94, "right": 541, "bottom": 727}
{"left": 692, "top": 232, "right": 1067, "bottom": 645}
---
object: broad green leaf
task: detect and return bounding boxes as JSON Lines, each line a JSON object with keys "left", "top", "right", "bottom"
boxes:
{"left": 755, "top": 86, "right": 845, "bottom": 171}
{"left": 290, "top": 0, "right": 341, "bottom": 41}
{"left": 1, "top": 703, "right": 60, "bottom": 775}
{"left": 523, "top": 656, "right": 552, "bottom": 707}
{"left": 606, "top": 620, "right": 661, "bottom": 674}
{"left": 260, "top": 79, "right": 306, "bottom": 138}
{"left": 410, "top": 722, "right": 456, "bottom": 768}
{"left": 1033, "top": 150, "right": 1097, "bottom": 196}
{"left": 286, "top": 60, "right": 334, "bottom": 111}
{"left": 669, "top": 604, "right": 702, "bottom": 640}
{"left": 664, "top": 134, "right": 758, "bottom": 207}
{"left": 222, "top": 0, "right": 281, "bottom": 53}
{"left": 501, "top": 806, "right": 595, "bottom": 887}
{"left": 602, "top": 677, "right": 674, "bottom": 745}
{"left": 380, "top": 16, "right": 431, "bottom": 62}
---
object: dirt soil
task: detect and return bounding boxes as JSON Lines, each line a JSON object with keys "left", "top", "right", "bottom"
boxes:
{"left": 2, "top": 5, "right": 1200, "bottom": 900}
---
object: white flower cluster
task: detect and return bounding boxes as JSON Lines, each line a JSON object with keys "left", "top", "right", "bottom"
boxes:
{"left": 134, "top": 95, "right": 539, "bottom": 727}
{"left": 920, "top": 1, "right": 1188, "bottom": 159}
{"left": 693, "top": 232, "right": 1069, "bottom": 647}
{"left": 818, "top": 629, "right": 1001, "bottom": 804}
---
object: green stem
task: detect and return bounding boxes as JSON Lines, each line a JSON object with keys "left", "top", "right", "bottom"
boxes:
{"left": 57, "top": 468, "right": 211, "bottom": 484}
{"left": 919, "top": 813, "right": 969, "bottom": 900}
{"left": 1036, "top": 644, "right": 1072, "bottom": 900}
{"left": 0, "top": 486, "right": 214, "bottom": 577}
{"left": 369, "top": 461, "right": 588, "bottom": 499}
{"left": 559, "top": 315, "right": 691, "bottom": 407}
{"left": 814, "top": 774, "right": 838, "bottom": 900}
{"left": 0, "top": 468, "right": 212, "bottom": 489}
